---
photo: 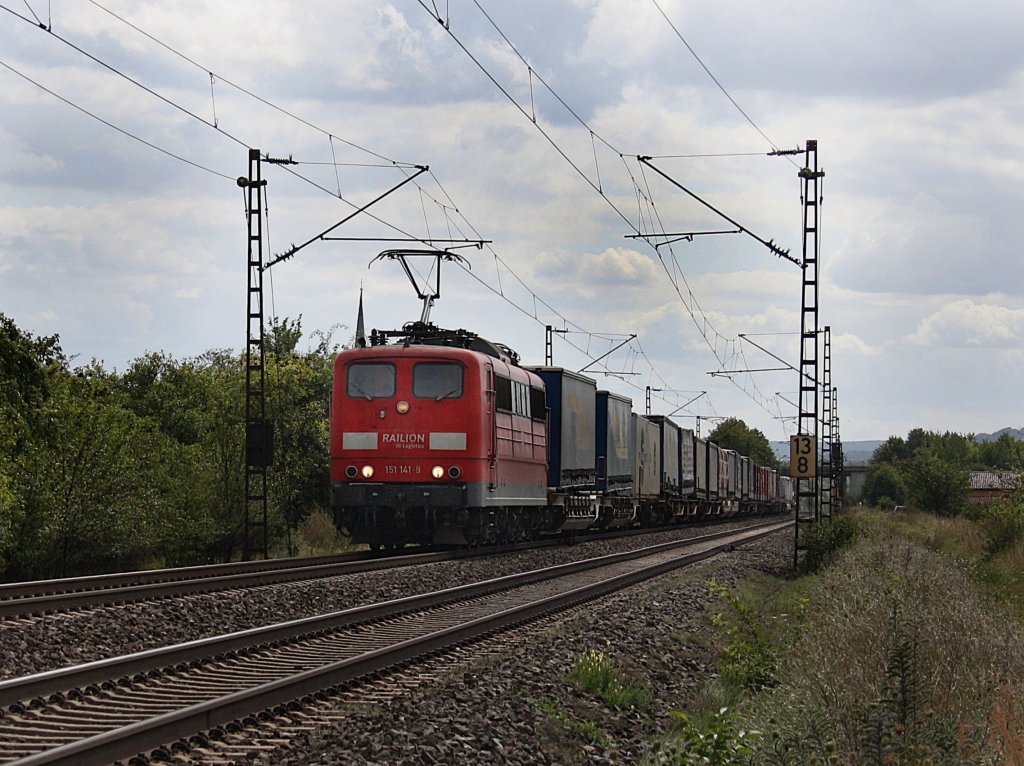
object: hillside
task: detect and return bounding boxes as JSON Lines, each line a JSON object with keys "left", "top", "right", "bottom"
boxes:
{"left": 975, "top": 427, "right": 1024, "bottom": 442}
{"left": 770, "top": 427, "right": 1024, "bottom": 464}
{"left": 771, "top": 439, "right": 882, "bottom": 464}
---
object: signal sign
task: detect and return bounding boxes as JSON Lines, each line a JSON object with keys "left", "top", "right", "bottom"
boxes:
{"left": 790, "top": 435, "right": 816, "bottom": 478}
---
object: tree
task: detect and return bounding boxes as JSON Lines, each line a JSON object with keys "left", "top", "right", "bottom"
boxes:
{"left": 110, "top": 349, "right": 248, "bottom": 564}
{"left": 706, "top": 417, "right": 777, "bottom": 467}
{"left": 871, "top": 435, "right": 908, "bottom": 466}
{"left": 0, "top": 312, "right": 344, "bottom": 579}
{"left": 0, "top": 314, "right": 64, "bottom": 575}
{"left": 263, "top": 319, "right": 341, "bottom": 554}
{"left": 976, "top": 433, "right": 1024, "bottom": 470}
{"left": 903, "top": 451, "right": 968, "bottom": 516}
{"left": 6, "top": 367, "right": 180, "bottom": 578}
{"left": 862, "top": 463, "right": 906, "bottom": 506}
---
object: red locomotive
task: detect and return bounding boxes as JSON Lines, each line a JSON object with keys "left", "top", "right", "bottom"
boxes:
{"left": 330, "top": 323, "right": 557, "bottom": 548}
{"left": 330, "top": 250, "right": 791, "bottom": 548}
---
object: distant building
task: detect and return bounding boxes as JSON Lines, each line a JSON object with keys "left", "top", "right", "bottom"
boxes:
{"left": 968, "top": 471, "right": 1021, "bottom": 504}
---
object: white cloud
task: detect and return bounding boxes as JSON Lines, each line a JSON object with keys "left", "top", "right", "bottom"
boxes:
{"left": 907, "top": 299, "right": 1024, "bottom": 347}
{"left": 833, "top": 332, "right": 880, "bottom": 357}
{"left": 3, "top": 0, "right": 1024, "bottom": 441}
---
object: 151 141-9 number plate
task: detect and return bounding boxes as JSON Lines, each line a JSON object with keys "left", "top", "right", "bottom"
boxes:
{"left": 384, "top": 464, "right": 422, "bottom": 475}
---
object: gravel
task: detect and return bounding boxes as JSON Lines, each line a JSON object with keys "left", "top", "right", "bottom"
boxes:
{"left": 0, "top": 521, "right": 768, "bottom": 681}
{"left": 248, "top": 529, "right": 792, "bottom": 765}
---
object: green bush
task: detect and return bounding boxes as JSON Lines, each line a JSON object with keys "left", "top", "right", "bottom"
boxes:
{"left": 976, "top": 502, "right": 1024, "bottom": 558}
{"left": 648, "top": 707, "right": 760, "bottom": 765}
{"left": 796, "top": 513, "right": 858, "bottom": 574}
{"left": 904, "top": 452, "right": 968, "bottom": 516}
{"left": 862, "top": 463, "right": 905, "bottom": 506}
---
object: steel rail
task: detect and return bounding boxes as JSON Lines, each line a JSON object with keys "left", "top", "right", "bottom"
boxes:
{"left": 0, "top": 519, "right": 783, "bottom": 707}
{"left": 1, "top": 521, "right": 788, "bottom": 766}
{"left": 0, "top": 542, "right": 564, "bottom": 619}
{"left": 0, "top": 551, "right": 372, "bottom": 599}
{"left": 0, "top": 515, "right": 757, "bottom": 618}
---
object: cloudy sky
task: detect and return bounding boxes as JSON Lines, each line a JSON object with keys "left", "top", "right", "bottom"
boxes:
{"left": 2, "top": 0, "right": 1022, "bottom": 442}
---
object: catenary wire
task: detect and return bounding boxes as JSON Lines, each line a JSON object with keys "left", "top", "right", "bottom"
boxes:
{"left": 414, "top": 1, "right": 796, "bottom": 426}
{"left": 0, "top": 58, "right": 234, "bottom": 181}
{"left": 649, "top": 0, "right": 795, "bottom": 165}
{"left": 3, "top": 2, "right": 717, "bottom": 420}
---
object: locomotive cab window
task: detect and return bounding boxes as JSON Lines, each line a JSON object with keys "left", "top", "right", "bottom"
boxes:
{"left": 530, "top": 386, "right": 547, "bottom": 422}
{"left": 414, "top": 362, "right": 463, "bottom": 400}
{"left": 495, "top": 376, "right": 513, "bottom": 412}
{"left": 495, "top": 375, "right": 533, "bottom": 418}
{"left": 347, "top": 362, "right": 395, "bottom": 399}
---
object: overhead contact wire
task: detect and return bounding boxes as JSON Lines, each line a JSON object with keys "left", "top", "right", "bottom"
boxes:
{"left": 0, "top": 58, "right": 234, "bottom": 181}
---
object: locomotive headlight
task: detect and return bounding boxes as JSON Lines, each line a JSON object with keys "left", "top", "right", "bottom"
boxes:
{"left": 396, "top": 400, "right": 410, "bottom": 414}
{"left": 345, "top": 465, "right": 358, "bottom": 479}
{"left": 431, "top": 465, "right": 444, "bottom": 479}
{"left": 448, "top": 466, "right": 461, "bottom": 479}
{"left": 361, "top": 465, "right": 375, "bottom": 478}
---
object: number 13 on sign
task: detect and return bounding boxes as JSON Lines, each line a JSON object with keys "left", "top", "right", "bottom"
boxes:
{"left": 790, "top": 435, "right": 817, "bottom": 478}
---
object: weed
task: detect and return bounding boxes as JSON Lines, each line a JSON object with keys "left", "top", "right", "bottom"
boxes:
{"left": 299, "top": 507, "right": 342, "bottom": 554}
{"left": 736, "top": 526, "right": 1024, "bottom": 764}
{"left": 536, "top": 697, "right": 608, "bottom": 746}
{"left": 570, "top": 649, "right": 651, "bottom": 711}
{"left": 853, "top": 604, "right": 963, "bottom": 764}
{"left": 707, "top": 580, "right": 782, "bottom": 693}
{"left": 986, "top": 682, "right": 1024, "bottom": 763}
{"left": 646, "top": 707, "right": 759, "bottom": 765}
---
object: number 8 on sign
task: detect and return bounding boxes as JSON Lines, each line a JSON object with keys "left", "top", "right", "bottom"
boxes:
{"left": 789, "top": 435, "right": 816, "bottom": 478}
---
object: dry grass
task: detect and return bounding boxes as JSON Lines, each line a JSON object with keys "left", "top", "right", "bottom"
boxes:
{"left": 740, "top": 517, "right": 1024, "bottom": 764}
{"left": 986, "top": 683, "right": 1024, "bottom": 765}
{"left": 866, "top": 508, "right": 987, "bottom": 561}
{"left": 999, "top": 537, "right": 1024, "bottom": 574}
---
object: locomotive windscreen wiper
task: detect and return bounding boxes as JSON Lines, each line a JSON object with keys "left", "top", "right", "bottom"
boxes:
{"left": 349, "top": 383, "right": 374, "bottom": 401}
{"left": 434, "top": 386, "right": 461, "bottom": 401}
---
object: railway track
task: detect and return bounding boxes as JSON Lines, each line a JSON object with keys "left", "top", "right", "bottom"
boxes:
{"left": 0, "top": 516, "right": 757, "bottom": 620}
{"left": 0, "top": 520, "right": 788, "bottom": 765}
{"left": 0, "top": 544, "right": 551, "bottom": 620}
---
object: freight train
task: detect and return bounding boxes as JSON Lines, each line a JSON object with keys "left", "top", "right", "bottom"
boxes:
{"left": 330, "top": 322, "right": 793, "bottom": 548}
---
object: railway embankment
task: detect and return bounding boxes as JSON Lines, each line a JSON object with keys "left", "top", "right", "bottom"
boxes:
{"left": 249, "top": 509, "right": 1024, "bottom": 765}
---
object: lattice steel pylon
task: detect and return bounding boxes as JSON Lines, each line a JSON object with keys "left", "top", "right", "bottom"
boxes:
{"left": 794, "top": 140, "right": 824, "bottom": 567}
{"left": 832, "top": 386, "right": 843, "bottom": 506}
{"left": 241, "top": 148, "right": 271, "bottom": 560}
{"left": 820, "top": 325, "right": 832, "bottom": 522}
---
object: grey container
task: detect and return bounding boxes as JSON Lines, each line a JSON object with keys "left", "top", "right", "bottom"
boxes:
{"left": 647, "top": 415, "right": 681, "bottom": 497}
{"left": 680, "top": 428, "right": 696, "bottom": 495}
{"left": 707, "top": 442, "right": 720, "bottom": 499}
{"left": 632, "top": 413, "right": 661, "bottom": 498}
{"left": 694, "top": 436, "right": 708, "bottom": 499}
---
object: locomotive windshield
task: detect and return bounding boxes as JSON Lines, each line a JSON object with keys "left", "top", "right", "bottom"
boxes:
{"left": 347, "top": 362, "right": 396, "bottom": 399}
{"left": 413, "top": 362, "right": 463, "bottom": 400}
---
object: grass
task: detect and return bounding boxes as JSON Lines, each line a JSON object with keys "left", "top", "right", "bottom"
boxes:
{"left": 868, "top": 506, "right": 1024, "bottom": 620}
{"left": 652, "top": 509, "right": 1024, "bottom": 764}
{"left": 569, "top": 649, "right": 652, "bottom": 711}
{"left": 535, "top": 698, "right": 609, "bottom": 747}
